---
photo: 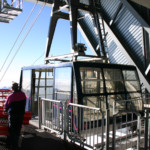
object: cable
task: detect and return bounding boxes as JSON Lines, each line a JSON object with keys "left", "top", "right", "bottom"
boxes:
{"left": 0, "top": 3, "right": 46, "bottom": 83}
{"left": 0, "top": 2, "right": 38, "bottom": 73}
{"left": 32, "top": 52, "right": 45, "bottom": 65}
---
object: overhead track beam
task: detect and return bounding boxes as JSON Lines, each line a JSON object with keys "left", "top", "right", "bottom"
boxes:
{"left": 45, "top": 0, "right": 108, "bottom": 61}
{"left": 90, "top": 0, "right": 106, "bottom": 57}
{"left": 45, "top": 0, "right": 69, "bottom": 58}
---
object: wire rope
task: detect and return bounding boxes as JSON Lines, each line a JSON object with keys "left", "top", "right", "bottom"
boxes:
{"left": 0, "top": 2, "right": 46, "bottom": 83}
{"left": 0, "top": 1, "right": 38, "bottom": 73}
{"left": 31, "top": 52, "right": 45, "bottom": 65}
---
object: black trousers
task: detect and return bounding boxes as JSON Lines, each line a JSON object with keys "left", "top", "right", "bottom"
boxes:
{"left": 8, "top": 114, "right": 24, "bottom": 149}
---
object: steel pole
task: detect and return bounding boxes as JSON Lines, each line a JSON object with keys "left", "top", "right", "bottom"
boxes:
{"left": 145, "top": 109, "right": 149, "bottom": 150}
{"left": 38, "top": 97, "right": 41, "bottom": 129}
{"left": 106, "top": 109, "right": 110, "bottom": 150}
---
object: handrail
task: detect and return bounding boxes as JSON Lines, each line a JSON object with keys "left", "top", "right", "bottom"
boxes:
{"left": 69, "top": 103, "right": 101, "bottom": 111}
{"left": 40, "top": 98, "right": 61, "bottom": 103}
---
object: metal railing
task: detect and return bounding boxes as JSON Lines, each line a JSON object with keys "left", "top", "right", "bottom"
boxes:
{"left": 142, "top": 93, "right": 150, "bottom": 150}
{"left": 38, "top": 97, "right": 105, "bottom": 149}
{"left": 113, "top": 98, "right": 143, "bottom": 113}
{"left": 38, "top": 95, "right": 150, "bottom": 150}
{"left": 67, "top": 103, "right": 104, "bottom": 149}
{"left": 39, "top": 97, "right": 63, "bottom": 134}
{"left": 112, "top": 98, "right": 145, "bottom": 150}
{"left": 112, "top": 112, "right": 143, "bottom": 150}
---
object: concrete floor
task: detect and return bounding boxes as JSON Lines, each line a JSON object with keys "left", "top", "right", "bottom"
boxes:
{"left": 0, "top": 123, "right": 86, "bottom": 150}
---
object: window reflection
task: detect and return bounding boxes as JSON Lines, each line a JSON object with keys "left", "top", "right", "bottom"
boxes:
{"left": 34, "top": 69, "right": 53, "bottom": 100}
{"left": 104, "top": 69, "right": 124, "bottom": 93}
{"left": 123, "top": 70, "right": 140, "bottom": 92}
{"left": 83, "top": 96, "right": 106, "bottom": 120}
{"left": 80, "top": 67, "right": 142, "bottom": 116}
{"left": 22, "top": 70, "right": 31, "bottom": 111}
{"left": 108, "top": 95, "right": 125, "bottom": 116}
{"left": 54, "top": 67, "right": 71, "bottom": 102}
{"left": 80, "top": 68, "right": 103, "bottom": 94}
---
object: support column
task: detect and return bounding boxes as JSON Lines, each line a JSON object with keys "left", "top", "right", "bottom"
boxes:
{"left": 145, "top": 109, "right": 149, "bottom": 150}
{"left": 68, "top": 0, "right": 79, "bottom": 52}
{"left": 38, "top": 97, "right": 42, "bottom": 129}
{"left": 106, "top": 109, "right": 110, "bottom": 150}
{"left": 112, "top": 115, "right": 116, "bottom": 150}
{"left": 45, "top": 0, "right": 60, "bottom": 59}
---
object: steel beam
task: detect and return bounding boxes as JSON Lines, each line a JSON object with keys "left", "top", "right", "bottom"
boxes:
{"left": 45, "top": 0, "right": 69, "bottom": 58}
{"left": 68, "top": 0, "right": 79, "bottom": 52}
{"left": 77, "top": 23, "right": 98, "bottom": 56}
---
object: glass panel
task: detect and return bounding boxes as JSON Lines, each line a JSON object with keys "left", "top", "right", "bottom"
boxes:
{"left": 104, "top": 69, "right": 124, "bottom": 93}
{"left": 108, "top": 95, "right": 125, "bottom": 116}
{"left": 115, "top": 99, "right": 143, "bottom": 112}
{"left": 80, "top": 0, "right": 90, "bottom": 5}
{"left": 123, "top": 70, "right": 140, "bottom": 92}
{"left": 123, "top": 70, "right": 137, "bottom": 80}
{"left": 80, "top": 67, "right": 103, "bottom": 94}
{"left": 47, "top": 78, "right": 53, "bottom": 86}
{"left": 22, "top": 70, "right": 31, "bottom": 111}
{"left": 54, "top": 67, "right": 72, "bottom": 102}
{"left": 73, "top": 75, "right": 77, "bottom": 104}
{"left": 34, "top": 69, "right": 53, "bottom": 101}
{"left": 22, "top": 70, "right": 31, "bottom": 94}
{"left": 127, "top": 93, "right": 142, "bottom": 99}
{"left": 109, "top": 93, "right": 143, "bottom": 113}
{"left": 125, "top": 81, "right": 140, "bottom": 91}
{"left": 83, "top": 96, "right": 106, "bottom": 120}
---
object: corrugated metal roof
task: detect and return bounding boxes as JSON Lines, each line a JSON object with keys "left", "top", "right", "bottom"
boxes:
{"left": 107, "top": 33, "right": 129, "bottom": 65}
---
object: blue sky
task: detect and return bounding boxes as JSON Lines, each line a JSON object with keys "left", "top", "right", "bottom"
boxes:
{"left": 0, "top": 1, "right": 91, "bottom": 88}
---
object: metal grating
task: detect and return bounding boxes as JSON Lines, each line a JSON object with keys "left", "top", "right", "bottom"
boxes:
{"left": 0, "top": 6, "right": 22, "bottom": 23}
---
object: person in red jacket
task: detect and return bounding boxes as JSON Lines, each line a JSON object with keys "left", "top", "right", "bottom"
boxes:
{"left": 5, "top": 82, "right": 26, "bottom": 150}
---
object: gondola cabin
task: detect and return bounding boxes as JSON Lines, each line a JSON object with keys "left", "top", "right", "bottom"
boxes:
{"left": 20, "top": 61, "right": 143, "bottom": 119}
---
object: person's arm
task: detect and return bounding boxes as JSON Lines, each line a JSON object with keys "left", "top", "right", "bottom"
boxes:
{"left": 4, "top": 96, "right": 11, "bottom": 111}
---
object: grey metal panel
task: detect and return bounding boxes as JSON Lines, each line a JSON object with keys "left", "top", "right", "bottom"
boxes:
{"left": 101, "top": 0, "right": 145, "bottom": 72}
{"left": 112, "top": 5, "right": 145, "bottom": 70}
{"left": 101, "top": 0, "right": 121, "bottom": 21}
{"left": 107, "top": 33, "right": 129, "bottom": 65}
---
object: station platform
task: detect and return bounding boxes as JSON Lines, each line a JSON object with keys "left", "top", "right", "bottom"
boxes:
{"left": 0, "top": 118, "right": 86, "bottom": 150}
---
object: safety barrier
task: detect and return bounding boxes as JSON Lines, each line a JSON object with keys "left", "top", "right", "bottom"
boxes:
{"left": 112, "top": 98, "right": 145, "bottom": 150}
{"left": 0, "top": 89, "right": 12, "bottom": 99}
{"left": 38, "top": 97, "right": 104, "bottom": 149}
{"left": 112, "top": 112, "right": 143, "bottom": 150}
{"left": 38, "top": 97, "right": 64, "bottom": 134}
{"left": 67, "top": 103, "right": 104, "bottom": 149}
{"left": 142, "top": 93, "right": 150, "bottom": 150}
{"left": 39, "top": 96, "right": 150, "bottom": 150}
